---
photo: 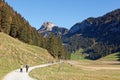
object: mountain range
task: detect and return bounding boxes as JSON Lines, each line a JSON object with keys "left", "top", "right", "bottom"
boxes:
{"left": 38, "top": 9, "right": 120, "bottom": 60}
{"left": 0, "top": 0, "right": 120, "bottom": 60}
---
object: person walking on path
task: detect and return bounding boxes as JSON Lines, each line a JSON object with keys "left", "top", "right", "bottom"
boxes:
{"left": 20, "top": 64, "right": 23, "bottom": 72}
{"left": 25, "top": 64, "right": 29, "bottom": 72}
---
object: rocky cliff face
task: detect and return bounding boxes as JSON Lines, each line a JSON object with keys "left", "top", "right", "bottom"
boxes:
{"left": 38, "top": 22, "right": 55, "bottom": 32}
{"left": 38, "top": 22, "right": 68, "bottom": 37}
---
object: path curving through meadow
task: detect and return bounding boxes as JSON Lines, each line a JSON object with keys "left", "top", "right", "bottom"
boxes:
{"left": 3, "top": 62, "right": 59, "bottom": 80}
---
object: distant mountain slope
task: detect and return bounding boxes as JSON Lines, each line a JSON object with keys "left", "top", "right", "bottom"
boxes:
{"left": 38, "top": 22, "right": 68, "bottom": 38}
{"left": 0, "top": 33, "right": 54, "bottom": 79}
{"left": 67, "top": 9, "right": 120, "bottom": 36}
{"left": 63, "top": 9, "right": 120, "bottom": 60}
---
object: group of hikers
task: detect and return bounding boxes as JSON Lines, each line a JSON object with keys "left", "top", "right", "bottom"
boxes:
{"left": 20, "top": 64, "right": 29, "bottom": 72}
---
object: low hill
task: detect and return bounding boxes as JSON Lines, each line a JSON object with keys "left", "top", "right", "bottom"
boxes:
{"left": 100, "top": 52, "right": 120, "bottom": 61}
{"left": 0, "top": 32, "right": 54, "bottom": 79}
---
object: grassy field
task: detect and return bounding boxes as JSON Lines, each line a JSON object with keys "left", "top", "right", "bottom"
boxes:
{"left": 0, "top": 33, "right": 54, "bottom": 80}
{"left": 30, "top": 61, "right": 120, "bottom": 80}
{"left": 30, "top": 52, "right": 120, "bottom": 80}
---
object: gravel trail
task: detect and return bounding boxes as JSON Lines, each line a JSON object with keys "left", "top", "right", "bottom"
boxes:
{"left": 3, "top": 63, "right": 58, "bottom": 80}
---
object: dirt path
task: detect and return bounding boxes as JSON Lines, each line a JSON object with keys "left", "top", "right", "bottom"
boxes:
{"left": 3, "top": 62, "right": 59, "bottom": 80}
{"left": 67, "top": 60, "right": 120, "bottom": 70}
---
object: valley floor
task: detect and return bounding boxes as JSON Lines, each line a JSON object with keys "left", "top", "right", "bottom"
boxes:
{"left": 30, "top": 60, "right": 120, "bottom": 80}
{"left": 67, "top": 60, "right": 120, "bottom": 70}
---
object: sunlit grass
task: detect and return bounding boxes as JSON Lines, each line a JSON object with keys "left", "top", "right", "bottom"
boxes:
{"left": 30, "top": 62, "right": 120, "bottom": 80}
{"left": 29, "top": 49, "right": 120, "bottom": 80}
{"left": 0, "top": 33, "right": 54, "bottom": 80}
{"left": 100, "top": 52, "right": 120, "bottom": 61}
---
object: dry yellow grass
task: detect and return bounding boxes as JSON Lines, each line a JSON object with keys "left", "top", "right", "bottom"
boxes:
{"left": 0, "top": 32, "right": 54, "bottom": 79}
{"left": 30, "top": 60, "right": 120, "bottom": 80}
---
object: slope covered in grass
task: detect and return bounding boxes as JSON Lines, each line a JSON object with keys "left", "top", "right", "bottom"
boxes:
{"left": 100, "top": 52, "right": 120, "bottom": 61}
{"left": 0, "top": 32, "right": 54, "bottom": 79}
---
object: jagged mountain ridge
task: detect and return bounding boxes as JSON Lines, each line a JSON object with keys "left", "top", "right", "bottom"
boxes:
{"left": 38, "top": 22, "right": 56, "bottom": 32}
{"left": 65, "top": 9, "right": 120, "bottom": 44}
{"left": 67, "top": 9, "right": 120, "bottom": 36}
{"left": 38, "top": 22, "right": 68, "bottom": 37}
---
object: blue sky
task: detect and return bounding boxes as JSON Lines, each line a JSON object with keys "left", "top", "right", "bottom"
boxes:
{"left": 5, "top": 0, "right": 120, "bottom": 29}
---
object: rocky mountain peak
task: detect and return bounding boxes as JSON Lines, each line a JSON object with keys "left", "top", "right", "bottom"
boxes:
{"left": 42, "top": 22, "right": 56, "bottom": 31}
{"left": 38, "top": 22, "right": 68, "bottom": 37}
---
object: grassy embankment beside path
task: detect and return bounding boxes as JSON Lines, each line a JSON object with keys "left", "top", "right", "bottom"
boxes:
{"left": 0, "top": 32, "right": 54, "bottom": 80}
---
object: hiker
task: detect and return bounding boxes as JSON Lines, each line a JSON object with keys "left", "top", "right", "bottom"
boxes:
{"left": 20, "top": 64, "right": 23, "bottom": 72}
{"left": 25, "top": 64, "right": 29, "bottom": 72}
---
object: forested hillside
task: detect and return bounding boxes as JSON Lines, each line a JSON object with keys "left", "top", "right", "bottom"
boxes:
{"left": 63, "top": 9, "right": 120, "bottom": 60}
{"left": 0, "top": 0, "right": 40, "bottom": 45}
{"left": 0, "top": 0, "right": 70, "bottom": 59}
